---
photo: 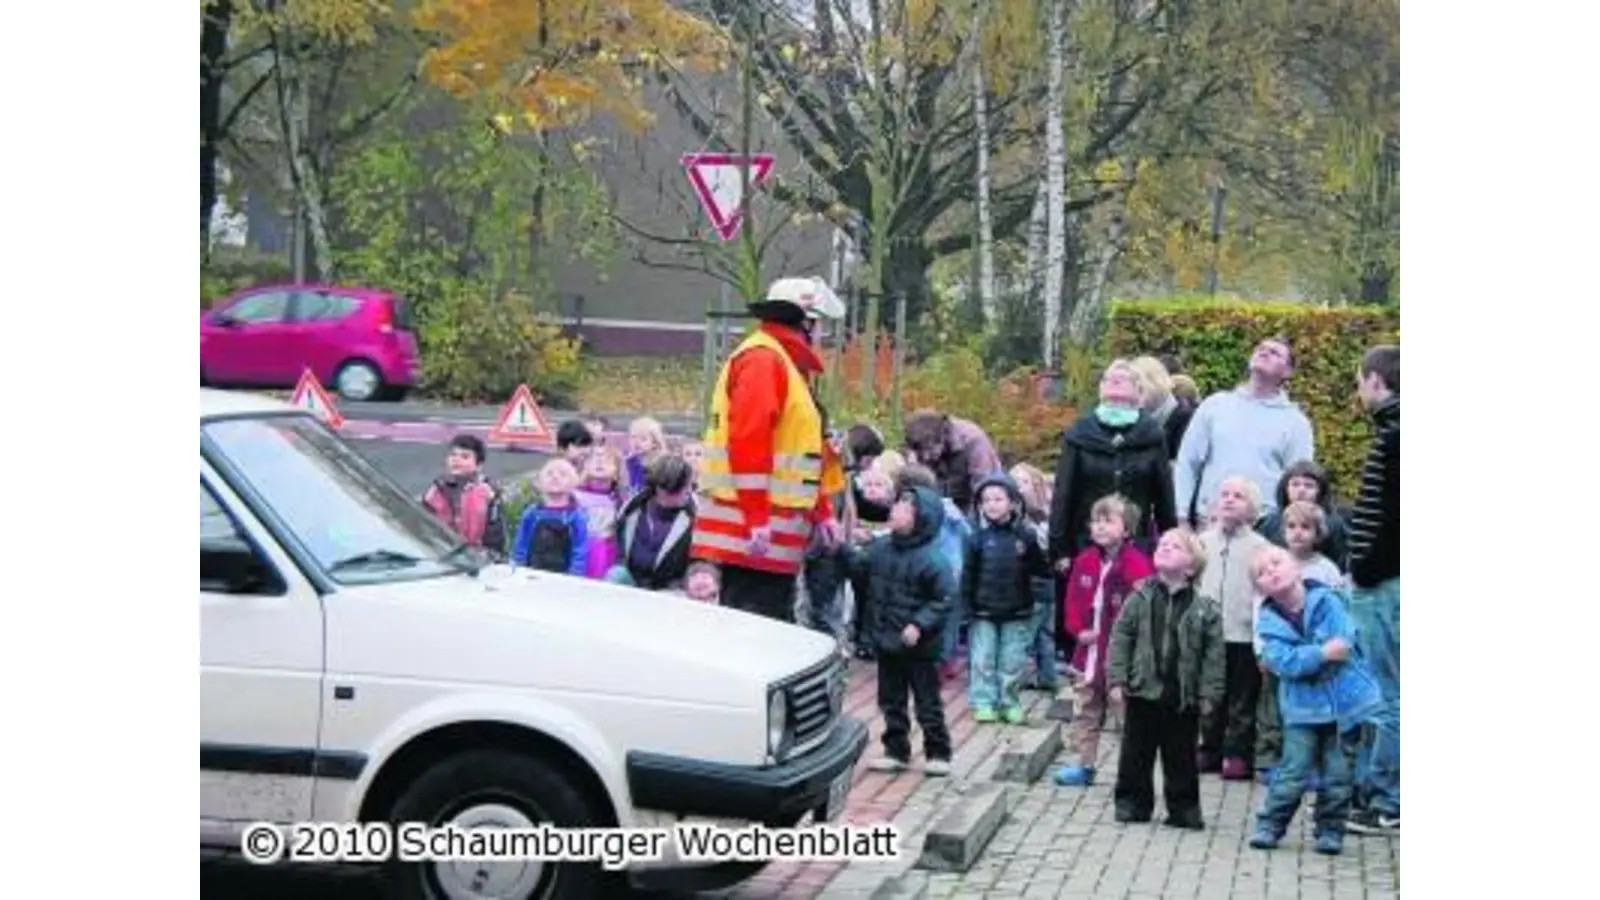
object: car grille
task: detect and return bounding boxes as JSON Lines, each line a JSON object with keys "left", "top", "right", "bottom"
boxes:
{"left": 787, "top": 657, "right": 845, "bottom": 757}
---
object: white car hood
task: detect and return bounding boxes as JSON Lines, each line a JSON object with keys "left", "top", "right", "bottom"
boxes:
{"left": 324, "top": 565, "right": 837, "bottom": 708}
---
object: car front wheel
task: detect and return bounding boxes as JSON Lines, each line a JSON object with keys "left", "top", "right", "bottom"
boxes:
{"left": 382, "top": 749, "right": 615, "bottom": 900}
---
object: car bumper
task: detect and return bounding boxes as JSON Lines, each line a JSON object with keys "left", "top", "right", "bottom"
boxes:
{"left": 625, "top": 716, "right": 868, "bottom": 826}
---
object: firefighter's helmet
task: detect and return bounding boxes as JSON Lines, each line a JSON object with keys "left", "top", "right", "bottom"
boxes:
{"left": 756, "top": 276, "right": 847, "bottom": 321}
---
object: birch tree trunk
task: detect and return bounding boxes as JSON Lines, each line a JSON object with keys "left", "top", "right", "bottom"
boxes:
{"left": 1040, "top": 0, "right": 1069, "bottom": 368}
{"left": 1022, "top": 178, "right": 1047, "bottom": 302}
{"left": 272, "top": 27, "right": 333, "bottom": 280}
{"left": 1067, "top": 157, "right": 1135, "bottom": 344}
{"left": 970, "top": 4, "right": 996, "bottom": 325}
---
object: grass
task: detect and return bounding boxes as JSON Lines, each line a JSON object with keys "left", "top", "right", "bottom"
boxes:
{"left": 575, "top": 356, "right": 703, "bottom": 414}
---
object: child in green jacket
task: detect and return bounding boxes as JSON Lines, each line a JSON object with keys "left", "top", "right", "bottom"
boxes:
{"left": 1106, "top": 527, "right": 1226, "bottom": 829}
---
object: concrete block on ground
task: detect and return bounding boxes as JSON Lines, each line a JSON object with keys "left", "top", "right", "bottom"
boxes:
{"left": 991, "top": 722, "right": 1064, "bottom": 784}
{"left": 1045, "top": 697, "right": 1075, "bottom": 721}
{"left": 869, "top": 870, "right": 929, "bottom": 899}
{"left": 915, "top": 781, "right": 1011, "bottom": 873}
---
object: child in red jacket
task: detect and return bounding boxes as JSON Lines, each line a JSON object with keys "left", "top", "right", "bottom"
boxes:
{"left": 1054, "top": 494, "right": 1154, "bottom": 786}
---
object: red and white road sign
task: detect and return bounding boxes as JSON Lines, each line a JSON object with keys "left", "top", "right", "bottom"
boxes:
{"left": 289, "top": 369, "right": 345, "bottom": 429}
{"left": 487, "top": 384, "right": 556, "bottom": 448}
{"left": 682, "top": 152, "right": 775, "bottom": 241}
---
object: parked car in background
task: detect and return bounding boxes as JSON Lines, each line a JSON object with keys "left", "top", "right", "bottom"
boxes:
{"left": 201, "top": 284, "right": 420, "bottom": 402}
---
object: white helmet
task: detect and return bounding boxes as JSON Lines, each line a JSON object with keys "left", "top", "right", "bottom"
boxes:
{"left": 762, "top": 276, "right": 847, "bottom": 321}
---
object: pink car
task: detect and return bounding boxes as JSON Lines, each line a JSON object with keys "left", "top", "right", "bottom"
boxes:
{"left": 201, "top": 284, "right": 420, "bottom": 401}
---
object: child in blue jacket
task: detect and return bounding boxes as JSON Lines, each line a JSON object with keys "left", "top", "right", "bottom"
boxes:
{"left": 513, "top": 458, "right": 590, "bottom": 576}
{"left": 1248, "top": 546, "right": 1381, "bottom": 857}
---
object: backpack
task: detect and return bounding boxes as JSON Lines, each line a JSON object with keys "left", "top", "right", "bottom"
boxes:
{"left": 529, "top": 517, "right": 573, "bottom": 573}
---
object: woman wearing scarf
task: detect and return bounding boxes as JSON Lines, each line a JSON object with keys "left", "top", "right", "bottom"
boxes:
{"left": 1048, "top": 359, "right": 1178, "bottom": 573}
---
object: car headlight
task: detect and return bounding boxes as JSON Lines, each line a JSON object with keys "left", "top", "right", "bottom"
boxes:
{"left": 766, "top": 687, "right": 788, "bottom": 760}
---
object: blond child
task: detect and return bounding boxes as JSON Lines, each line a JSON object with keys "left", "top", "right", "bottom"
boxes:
{"left": 1255, "top": 500, "right": 1346, "bottom": 783}
{"left": 1053, "top": 495, "right": 1154, "bottom": 785}
{"left": 1009, "top": 463, "right": 1062, "bottom": 690}
{"left": 1197, "top": 476, "right": 1272, "bottom": 780}
{"left": 1105, "top": 527, "right": 1224, "bottom": 827}
{"left": 513, "top": 458, "right": 589, "bottom": 575}
{"left": 624, "top": 416, "right": 668, "bottom": 493}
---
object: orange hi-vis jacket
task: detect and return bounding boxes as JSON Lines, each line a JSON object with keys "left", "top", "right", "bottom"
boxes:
{"left": 691, "top": 322, "right": 845, "bottom": 575}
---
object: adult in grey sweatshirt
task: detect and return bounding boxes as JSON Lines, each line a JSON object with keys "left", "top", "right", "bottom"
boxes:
{"left": 1173, "top": 338, "right": 1316, "bottom": 525}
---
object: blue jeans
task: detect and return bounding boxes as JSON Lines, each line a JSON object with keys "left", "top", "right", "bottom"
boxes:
{"left": 940, "top": 556, "right": 968, "bottom": 664}
{"left": 1028, "top": 578, "right": 1059, "bottom": 686}
{"left": 1348, "top": 578, "right": 1400, "bottom": 815}
{"left": 968, "top": 619, "right": 1032, "bottom": 711}
{"left": 1256, "top": 723, "right": 1352, "bottom": 837}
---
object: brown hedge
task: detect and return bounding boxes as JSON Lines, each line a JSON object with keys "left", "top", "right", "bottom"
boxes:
{"left": 1104, "top": 297, "right": 1400, "bottom": 502}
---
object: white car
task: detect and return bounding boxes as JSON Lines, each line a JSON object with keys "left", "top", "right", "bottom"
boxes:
{"left": 200, "top": 389, "right": 867, "bottom": 899}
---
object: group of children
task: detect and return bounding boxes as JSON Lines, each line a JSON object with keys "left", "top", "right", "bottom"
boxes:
{"left": 1036, "top": 462, "right": 1380, "bottom": 855}
{"left": 420, "top": 414, "right": 720, "bottom": 602}
{"left": 425, "top": 416, "right": 1379, "bottom": 852}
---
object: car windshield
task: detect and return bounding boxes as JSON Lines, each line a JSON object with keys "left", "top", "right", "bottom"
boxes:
{"left": 202, "top": 414, "right": 472, "bottom": 586}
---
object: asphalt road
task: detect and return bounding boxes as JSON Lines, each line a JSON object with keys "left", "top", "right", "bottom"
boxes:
{"left": 351, "top": 437, "right": 550, "bottom": 498}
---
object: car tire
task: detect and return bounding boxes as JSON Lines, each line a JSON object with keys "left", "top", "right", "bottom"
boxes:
{"left": 334, "top": 360, "right": 384, "bottom": 402}
{"left": 381, "top": 749, "right": 617, "bottom": 900}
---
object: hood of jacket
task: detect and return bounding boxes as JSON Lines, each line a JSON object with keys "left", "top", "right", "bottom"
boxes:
{"left": 1062, "top": 409, "right": 1167, "bottom": 454}
{"left": 893, "top": 486, "right": 947, "bottom": 549}
{"left": 974, "top": 471, "right": 1026, "bottom": 527}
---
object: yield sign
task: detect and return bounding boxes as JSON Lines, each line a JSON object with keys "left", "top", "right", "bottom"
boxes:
{"left": 682, "top": 152, "right": 775, "bottom": 241}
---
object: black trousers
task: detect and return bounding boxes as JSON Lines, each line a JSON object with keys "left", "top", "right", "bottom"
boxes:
{"left": 849, "top": 569, "right": 874, "bottom": 653}
{"left": 1200, "top": 642, "right": 1261, "bottom": 762}
{"left": 1114, "top": 697, "right": 1201, "bottom": 820}
{"left": 877, "top": 653, "right": 952, "bottom": 762}
{"left": 719, "top": 565, "right": 798, "bottom": 623}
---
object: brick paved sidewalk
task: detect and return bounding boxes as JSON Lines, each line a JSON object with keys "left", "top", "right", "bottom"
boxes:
{"left": 710, "top": 658, "right": 1400, "bottom": 900}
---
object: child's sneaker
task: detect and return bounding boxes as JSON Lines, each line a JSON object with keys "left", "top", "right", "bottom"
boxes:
{"left": 1053, "top": 765, "right": 1095, "bottom": 786}
{"left": 973, "top": 707, "right": 998, "bottom": 723}
{"left": 1346, "top": 809, "right": 1399, "bottom": 835}
{"left": 866, "top": 756, "right": 908, "bottom": 773}
{"left": 922, "top": 758, "right": 952, "bottom": 777}
{"left": 1314, "top": 831, "right": 1344, "bottom": 855}
{"left": 1220, "top": 756, "right": 1251, "bottom": 780}
{"left": 1001, "top": 707, "right": 1026, "bottom": 725}
{"left": 1248, "top": 825, "right": 1281, "bottom": 850}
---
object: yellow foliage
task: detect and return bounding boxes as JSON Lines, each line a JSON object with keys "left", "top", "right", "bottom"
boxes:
{"left": 234, "top": 0, "right": 388, "bottom": 43}
{"left": 414, "top": 0, "right": 727, "bottom": 132}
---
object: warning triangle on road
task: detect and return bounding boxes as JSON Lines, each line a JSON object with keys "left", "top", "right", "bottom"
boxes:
{"left": 487, "top": 384, "right": 556, "bottom": 448}
{"left": 289, "top": 369, "right": 345, "bottom": 429}
{"left": 682, "top": 152, "right": 775, "bottom": 242}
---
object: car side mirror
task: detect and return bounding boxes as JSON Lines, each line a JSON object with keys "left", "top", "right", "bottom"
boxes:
{"left": 211, "top": 312, "right": 239, "bottom": 328}
{"left": 201, "top": 537, "right": 282, "bottom": 595}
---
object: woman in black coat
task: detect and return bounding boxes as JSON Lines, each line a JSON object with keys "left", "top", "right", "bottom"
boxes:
{"left": 1047, "top": 360, "right": 1179, "bottom": 570}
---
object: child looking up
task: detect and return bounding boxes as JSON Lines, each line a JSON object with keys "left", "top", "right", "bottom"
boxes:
{"left": 1105, "top": 527, "right": 1224, "bottom": 829}
{"left": 513, "top": 458, "right": 589, "bottom": 576}
{"left": 1197, "top": 476, "right": 1271, "bottom": 780}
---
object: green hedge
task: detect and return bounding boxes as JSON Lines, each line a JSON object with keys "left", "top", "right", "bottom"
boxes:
{"left": 1103, "top": 297, "right": 1400, "bottom": 501}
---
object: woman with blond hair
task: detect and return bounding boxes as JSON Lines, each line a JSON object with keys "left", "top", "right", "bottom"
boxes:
{"left": 1130, "top": 355, "right": 1196, "bottom": 460}
{"left": 1048, "top": 358, "right": 1178, "bottom": 584}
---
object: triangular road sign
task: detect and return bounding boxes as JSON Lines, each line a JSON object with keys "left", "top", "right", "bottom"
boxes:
{"left": 682, "top": 152, "right": 775, "bottom": 241}
{"left": 487, "top": 384, "right": 556, "bottom": 448}
{"left": 289, "top": 369, "right": 345, "bottom": 429}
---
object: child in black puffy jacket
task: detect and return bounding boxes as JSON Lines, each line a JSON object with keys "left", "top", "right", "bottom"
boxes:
{"left": 847, "top": 485, "right": 956, "bottom": 777}
{"left": 963, "top": 473, "right": 1050, "bottom": 724}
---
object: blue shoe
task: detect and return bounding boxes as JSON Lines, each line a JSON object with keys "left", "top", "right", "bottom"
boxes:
{"left": 1248, "top": 825, "right": 1281, "bottom": 850}
{"left": 1053, "top": 765, "right": 1096, "bottom": 786}
{"left": 1314, "top": 831, "right": 1343, "bottom": 855}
